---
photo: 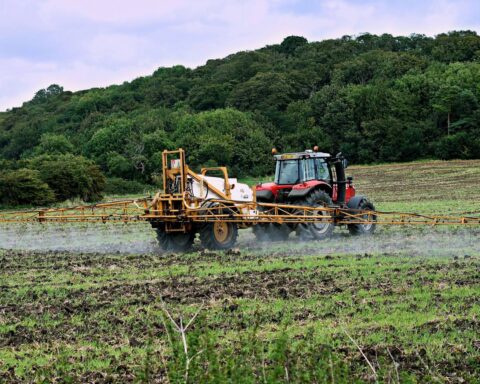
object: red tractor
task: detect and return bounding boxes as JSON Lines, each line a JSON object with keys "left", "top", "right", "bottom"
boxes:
{"left": 254, "top": 147, "right": 376, "bottom": 241}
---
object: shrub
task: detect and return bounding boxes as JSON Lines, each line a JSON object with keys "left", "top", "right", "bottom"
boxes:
{"left": 33, "top": 133, "right": 74, "bottom": 155}
{"left": 106, "top": 152, "right": 132, "bottom": 178}
{"left": 434, "top": 131, "right": 480, "bottom": 159}
{"left": 104, "top": 177, "right": 153, "bottom": 195}
{"left": 0, "top": 168, "right": 55, "bottom": 206}
{"left": 28, "top": 154, "right": 106, "bottom": 202}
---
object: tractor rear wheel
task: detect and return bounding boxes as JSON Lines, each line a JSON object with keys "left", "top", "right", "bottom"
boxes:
{"left": 294, "top": 190, "right": 334, "bottom": 241}
{"left": 156, "top": 228, "right": 195, "bottom": 252}
{"left": 200, "top": 221, "right": 238, "bottom": 250}
{"left": 348, "top": 199, "right": 376, "bottom": 236}
{"left": 253, "top": 223, "right": 291, "bottom": 242}
{"left": 252, "top": 205, "right": 291, "bottom": 241}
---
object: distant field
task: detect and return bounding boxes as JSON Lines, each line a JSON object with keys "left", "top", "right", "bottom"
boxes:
{"left": 1, "top": 160, "right": 480, "bottom": 383}
{"left": 349, "top": 159, "right": 480, "bottom": 214}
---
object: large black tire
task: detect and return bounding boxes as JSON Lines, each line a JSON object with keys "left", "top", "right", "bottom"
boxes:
{"left": 199, "top": 202, "right": 239, "bottom": 250}
{"left": 348, "top": 199, "right": 376, "bottom": 236}
{"left": 294, "top": 190, "right": 334, "bottom": 241}
{"left": 252, "top": 204, "right": 291, "bottom": 242}
{"left": 156, "top": 228, "right": 195, "bottom": 252}
{"left": 253, "top": 223, "right": 291, "bottom": 242}
{"left": 200, "top": 221, "right": 238, "bottom": 250}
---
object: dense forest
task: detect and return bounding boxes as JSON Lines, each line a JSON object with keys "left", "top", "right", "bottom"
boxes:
{"left": 1, "top": 31, "right": 480, "bottom": 205}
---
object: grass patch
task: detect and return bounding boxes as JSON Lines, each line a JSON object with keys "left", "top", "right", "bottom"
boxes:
{"left": 1, "top": 159, "right": 480, "bottom": 382}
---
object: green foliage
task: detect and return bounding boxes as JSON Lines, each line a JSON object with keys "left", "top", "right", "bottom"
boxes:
{"left": 174, "top": 108, "right": 271, "bottom": 176}
{"left": 279, "top": 35, "right": 308, "bottom": 55}
{"left": 2, "top": 30, "right": 480, "bottom": 206}
{"left": 105, "top": 152, "right": 132, "bottom": 178}
{"left": 31, "top": 84, "right": 64, "bottom": 104}
{"left": 435, "top": 131, "right": 480, "bottom": 159}
{"left": 104, "top": 177, "right": 152, "bottom": 195}
{"left": 0, "top": 168, "right": 55, "bottom": 206}
{"left": 158, "top": 315, "right": 352, "bottom": 383}
{"left": 33, "top": 133, "right": 74, "bottom": 155}
{"left": 27, "top": 154, "right": 106, "bottom": 202}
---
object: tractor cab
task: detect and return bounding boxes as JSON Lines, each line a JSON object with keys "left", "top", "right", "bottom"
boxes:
{"left": 256, "top": 148, "right": 355, "bottom": 206}
{"left": 274, "top": 151, "right": 332, "bottom": 185}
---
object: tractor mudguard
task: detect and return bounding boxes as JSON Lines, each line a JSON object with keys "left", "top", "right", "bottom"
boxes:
{"left": 287, "top": 181, "right": 331, "bottom": 200}
{"left": 256, "top": 189, "right": 274, "bottom": 202}
{"left": 287, "top": 188, "right": 313, "bottom": 199}
{"left": 346, "top": 195, "right": 367, "bottom": 209}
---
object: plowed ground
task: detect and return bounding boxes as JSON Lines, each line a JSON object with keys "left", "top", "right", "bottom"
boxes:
{"left": 0, "top": 160, "right": 480, "bottom": 383}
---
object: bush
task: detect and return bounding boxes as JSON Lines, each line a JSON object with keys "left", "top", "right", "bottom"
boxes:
{"left": 28, "top": 154, "right": 106, "bottom": 202}
{"left": 106, "top": 152, "right": 132, "bottom": 178}
{"left": 434, "top": 131, "right": 480, "bottom": 159}
{"left": 104, "top": 177, "right": 153, "bottom": 195}
{"left": 33, "top": 133, "right": 74, "bottom": 155}
{"left": 0, "top": 168, "right": 55, "bottom": 206}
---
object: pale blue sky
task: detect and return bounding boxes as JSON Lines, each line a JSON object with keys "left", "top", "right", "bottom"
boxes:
{"left": 1, "top": 0, "right": 479, "bottom": 111}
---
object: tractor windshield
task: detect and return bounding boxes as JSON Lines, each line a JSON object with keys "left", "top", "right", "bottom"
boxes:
{"left": 275, "top": 160, "right": 299, "bottom": 185}
{"left": 275, "top": 157, "right": 331, "bottom": 185}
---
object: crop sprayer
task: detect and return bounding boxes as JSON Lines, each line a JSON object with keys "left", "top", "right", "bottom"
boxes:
{"left": 1, "top": 148, "right": 479, "bottom": 251}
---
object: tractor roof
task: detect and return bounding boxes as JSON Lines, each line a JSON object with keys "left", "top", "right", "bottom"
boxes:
{"left": 274, "top": 150, "right": 331, "bottom": 161}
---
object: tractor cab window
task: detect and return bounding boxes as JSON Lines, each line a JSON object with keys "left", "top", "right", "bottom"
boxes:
{"left": 315, "top": 158, "right": 330, "bottom": 181}
{"left": 302, "top": 158, "right": 316, "bottom": 181}
{"left": 275, "top": 160, "right": 299, "bottom": 185}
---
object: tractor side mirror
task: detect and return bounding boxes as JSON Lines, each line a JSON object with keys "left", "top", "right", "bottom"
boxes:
{"left": 342, "top": 159, "right": 348, "bottom": 169}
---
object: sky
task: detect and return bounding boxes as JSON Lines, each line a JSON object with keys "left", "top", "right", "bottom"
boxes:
{"left": 1, "top": 0, "right": 479, "bottom": 111}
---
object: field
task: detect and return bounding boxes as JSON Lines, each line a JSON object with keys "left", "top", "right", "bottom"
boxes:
{"left": 1, "top": 160, "right": 480, "bottom": 383}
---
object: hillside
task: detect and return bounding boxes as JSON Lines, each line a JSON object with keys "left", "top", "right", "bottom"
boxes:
{"left": 1, "top": 31, "right": 480, "bottom": 204}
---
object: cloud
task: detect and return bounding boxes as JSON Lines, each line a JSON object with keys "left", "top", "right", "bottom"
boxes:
{"left": 0, "top": 0, "right": 479, "bottom": 111}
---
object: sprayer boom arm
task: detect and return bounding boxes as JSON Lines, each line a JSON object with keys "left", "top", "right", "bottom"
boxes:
{"left": 1, "top": 198, "right": 479, "bottom": 227}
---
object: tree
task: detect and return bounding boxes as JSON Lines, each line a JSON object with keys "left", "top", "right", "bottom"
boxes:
{"left": 106, "top": 152, "right": 132, "bottom": 178}
{"left": 188, "top": 83, "right": 231, "bottom": 111}
{"left": 28, "top": 154, "right": 106, "bottom": 202}
{"left": 173, "top": 109, "right": 271, "bottom": 176}
{"left": 432, "top": 85, "right": 478, "bottom": 135}
{"left": 32, "top": 84, "right": 64, "bottom": 103}
{"left": 279, "top": 36, "right": 308, "bottom": 56}
{"left": 432, "top": 31, "right": 480, "bottom": 63}
{"left": 227, "top": 72, "right": 295, "bottom": 125}
{"left": 34, "top": 133, "right": 74, "bottom": 155}
{"left": 0, "top": 169, "right": 55, "bottom": 206}
{"left": 435, "top": 131, "right": 480, "bottom": 159}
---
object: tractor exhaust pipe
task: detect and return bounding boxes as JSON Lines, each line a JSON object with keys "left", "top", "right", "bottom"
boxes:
{"left": 334, "top": 159, "right": 347, "bottom": 204}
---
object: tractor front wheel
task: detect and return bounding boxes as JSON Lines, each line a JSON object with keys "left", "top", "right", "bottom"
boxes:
{"left": 200, "top": 221, "right": 238, "bottom": 250}
{"left": 156, "top": 228, "right": 195, "bottom": 252}
{"left": 294, "top": 190, "right": 334, "bottom": 241}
